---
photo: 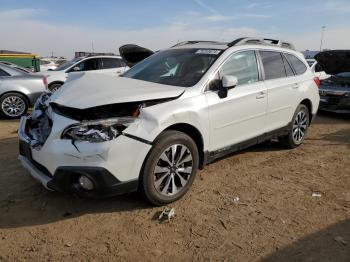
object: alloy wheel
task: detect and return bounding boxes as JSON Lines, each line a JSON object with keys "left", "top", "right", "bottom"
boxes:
{"left": 292, "top": 110, "right": 308, "bottom": 144}
{"left": 1, "top": 96, "right": 26, "bottom": 117}
{"left": 153, "top": 144, "right": 193, "bottom": 196}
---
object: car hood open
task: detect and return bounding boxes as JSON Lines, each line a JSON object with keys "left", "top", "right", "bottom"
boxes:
{"left": 49, "top": 73, "right": 185, "bottom": 109}
{"left": 315, "top": 50, "right": 350, "bottom": 75}
{"left": 119, "top": 44, "right": 154, "bottom": 67}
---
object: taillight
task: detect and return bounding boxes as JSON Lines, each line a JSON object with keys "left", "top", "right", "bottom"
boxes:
{"left": 313, "top": 77, "right": 320, "bottom": 88}
{"left": 42, "top": 76, "right": 48, "bottom": 87}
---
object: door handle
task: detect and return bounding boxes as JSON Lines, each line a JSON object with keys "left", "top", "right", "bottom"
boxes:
{"left": 292, "top": 83, "right": 299, "bottom": 89}
{"left": 256, "top": 91, "right": 266, "bottom": 99}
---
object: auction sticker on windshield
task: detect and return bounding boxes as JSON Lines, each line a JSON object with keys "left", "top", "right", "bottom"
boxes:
{"left": 195, "top": 49, "right": 221, "bottom": 55}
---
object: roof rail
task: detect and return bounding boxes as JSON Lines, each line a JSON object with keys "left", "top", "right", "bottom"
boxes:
{"left": 171, "top": 40, "right": 226, "bottom": 48}
{"left": 227, "top": 37, "right": 295, "bottom": 50}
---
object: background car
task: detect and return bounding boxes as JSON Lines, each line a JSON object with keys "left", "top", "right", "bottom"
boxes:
{"left": 40, "top": 57, "right": 67, "bottom": 71}
{"left": 0, "top": 61, "right": 32, "bottom": 74}
{"left": 306, "top": 58, "right": 330, "bottom": 80}
{"left": 0, "top": 63, "right": 47, "bottom": 118}
{"left": 42, "top": 55, "right": 128, "bottom": 91}
{"left": 315, "top": 50, "right": 350, "bottom": 113}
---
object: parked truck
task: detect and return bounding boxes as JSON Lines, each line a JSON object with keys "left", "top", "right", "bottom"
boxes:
{"left": 0, "top": 52, "right": 40, "bottom": 72}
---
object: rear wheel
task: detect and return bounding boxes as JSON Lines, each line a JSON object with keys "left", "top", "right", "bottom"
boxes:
{"left": 141, "top": 130, "right": 199, "bottom": 206}
{"left": 48, "top": 83, "right": 63, "bottom": 92}
{"left": 279, "top": 104, "right": 309, "bottom": 148}
{"left": 0, "top": 93, "right": 28, "bottom": 119}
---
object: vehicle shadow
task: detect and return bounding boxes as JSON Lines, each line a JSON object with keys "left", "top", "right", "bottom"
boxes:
{"left": 261, "top": 219, "right": 350, "bottom": 262}
{"left": 308, "top": 112, "right": 350, "bottom": 149}
{"left": 0, "top": 137, "right": 151, "bottom": 229}
{"left": 0, "top": 139, "right": 288, "bottom": 229}
{"left": 309, "top": 127, "right": 350, "bottom": 148}
{"left": 315, "top": 111, "right": 350, "bottom": 123}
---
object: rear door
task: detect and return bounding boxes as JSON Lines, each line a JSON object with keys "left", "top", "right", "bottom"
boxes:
{"left": 206, "top": 50, "right": 267, "bottom": 151}
{"left": 98, "top": 57, "right": 128, "bottom": 75}
{"left": 259, "top": 51, "right": 299, "bottom": 131}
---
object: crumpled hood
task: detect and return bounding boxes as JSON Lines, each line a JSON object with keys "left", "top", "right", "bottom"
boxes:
{"left": 49, "top": 72, "right": 185, "bottom": 109}
{"left": 315, "top": 50, "right": 350, "bottom": 75}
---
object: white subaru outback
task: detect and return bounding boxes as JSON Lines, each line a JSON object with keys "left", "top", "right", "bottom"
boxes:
{"left": 18, "top": 38, "right": 320, "bottom": 205}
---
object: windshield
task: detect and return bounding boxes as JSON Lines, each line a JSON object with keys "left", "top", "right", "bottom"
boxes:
{"left": 122, "top": 48, "right": 222, "bottom": 87}
{"left": 54, "top": 57, "right": 82, "bottom": 71}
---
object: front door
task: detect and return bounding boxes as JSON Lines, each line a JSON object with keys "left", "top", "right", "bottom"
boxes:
{"left": 206, "top": 50, "right": 267, "bottom": 151}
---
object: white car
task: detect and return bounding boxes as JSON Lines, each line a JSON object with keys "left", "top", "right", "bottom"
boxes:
{"left": 40, "top": 58, "right": 67, "bottom": 71}
{"left": 18, "top": 38, "right": 320, "bottom": 205}
{"left": 43, "top": 55, "right": 128, "bottom": 91}
{"left": 306, "top": 58, "right": 330, "bottom": 80}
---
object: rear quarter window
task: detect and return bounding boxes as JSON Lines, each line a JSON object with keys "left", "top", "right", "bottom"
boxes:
{"left": 101, "top": 58, "right": 123, "bottom": 69}
{"left": 285, "top": 54, "right": 307, "bottom": 75}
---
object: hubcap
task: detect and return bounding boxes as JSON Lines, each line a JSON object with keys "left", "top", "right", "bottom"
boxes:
{"left": 153, "top": 144, "right": 193, "bottom": 196}
{"left": 1, "top": 96, "right": 26, "bottom": 117}
{"left": 292, "top": 110, "right": 308, "bottom": 144}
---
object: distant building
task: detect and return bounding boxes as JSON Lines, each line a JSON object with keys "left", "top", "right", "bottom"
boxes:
{"left": 75, "top": 51, "right": 115, "bottom": 58}
{"left": 302, "top": 50, "right": 320, "bottom": 59}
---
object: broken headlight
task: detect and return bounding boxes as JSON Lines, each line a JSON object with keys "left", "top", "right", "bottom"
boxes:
{"left": 61, "top": 117, "right": 138, "bottom": 143}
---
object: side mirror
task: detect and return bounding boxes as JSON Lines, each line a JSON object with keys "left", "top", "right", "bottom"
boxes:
{"left": 72, "top": 66, "right": 80, "bottom": 72}
{"left": 222, "top": 75, "right": 238, "bottom": 88}
{"left": 218, "top": 75, "right": 238, "bottom": 98}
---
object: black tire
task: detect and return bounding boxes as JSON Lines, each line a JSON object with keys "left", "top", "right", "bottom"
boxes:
{"left": 141, "top": 130, "right": 199, "bottom": 206}
{"left": 279, "top": 104, "right": 310, "bottom": 148}
{"left": 48, "top": 83, "right": 63, "bottom": 92}
{"left": 0, "top": 93, "right": 28, "bottom": 119}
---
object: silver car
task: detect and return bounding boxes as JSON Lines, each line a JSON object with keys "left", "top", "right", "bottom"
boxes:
{"left": 0, "top": 63, "right": 47, "bottom": 119}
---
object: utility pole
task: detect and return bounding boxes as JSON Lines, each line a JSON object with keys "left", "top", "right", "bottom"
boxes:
{"left": 91, "top": 41, "right": 95, "bottom": 53}
{"left": 319, "top": 26, "right": 326, "bottom": 51}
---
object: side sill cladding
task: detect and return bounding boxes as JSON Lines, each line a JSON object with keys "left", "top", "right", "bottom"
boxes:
{"left": 204, "top": 124, "right": 290, "bottom": 165}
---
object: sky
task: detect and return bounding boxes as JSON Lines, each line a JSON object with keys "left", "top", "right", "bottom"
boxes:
{"left": 0, "top": 0, "right": 350, "bottom": 58}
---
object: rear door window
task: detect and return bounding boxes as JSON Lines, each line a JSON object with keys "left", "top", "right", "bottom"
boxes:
{"left": 285, "top": 54, "right": 307, "bottom": 75}
{"left": 0, "top": 68, "right": 10, "bottom": 76}
{"left": 101, "top": 58, "right": 123, "bottom": 69}
{"left": 260, "top": 51, "right": 286, "bottom": 80}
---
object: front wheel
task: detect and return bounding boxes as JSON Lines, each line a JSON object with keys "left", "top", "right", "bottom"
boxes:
{"left": 0, "top": 93, "right": 28, "bottom": 119}
{"left": 141, "top": 130, "right": 199, "bottom": 206}
{"left": 279, "top": 104, "right": 310, "bottom": 148}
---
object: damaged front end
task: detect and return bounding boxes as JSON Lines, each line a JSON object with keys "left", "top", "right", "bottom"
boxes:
{"left": 48, "top": 96, "right": 180, "bottom": 143}
{"left": 61, "top": 117, "right": 139, "bottom": 143}
{"left": 26, "top": 91, "right": 181, "bottom": 146}
{"left": 26, "top": 92, "right": 53, "bottom": 149}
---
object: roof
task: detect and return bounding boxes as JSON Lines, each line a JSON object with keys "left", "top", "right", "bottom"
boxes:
{"left": 80, "top": 54, "right": 122, "bottom": 59}
{"left": 0, "top": 50, "right": 31, "bottom": 54}
{"left": 171, "top": 37, "right": 296, "bottom": 52}
{"left": 0, "top": 53, "right": 39, "bottom": 58}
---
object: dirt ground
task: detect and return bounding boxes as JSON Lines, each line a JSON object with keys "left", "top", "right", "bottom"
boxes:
{"left": 0, "top": 112, "right": 349, "bottom": 262}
